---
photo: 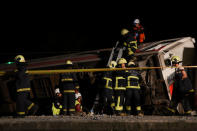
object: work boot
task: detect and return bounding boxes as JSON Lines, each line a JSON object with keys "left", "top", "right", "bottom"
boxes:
{"left": 184, "top": 110, "right": 193, "bottom": 116}
{"left": 68, "top": 112, "right": 76, "bottom": 116}
{"left": 116, "top": 111, "right": 126, "bottom": 116}
{"left": 137, "top": 112, "right": 144, "bottom": 117}
{"left": 120, "top": 113, "right": 126, "bottom": 116}
{"left": 165, "top": 107, "right": 176, "bottom": 116}
{"left": 125, "top": 110, "right": 131, "bottom": 116}
{"left": 137, "top": 110, "right": 144, "bottom": 117}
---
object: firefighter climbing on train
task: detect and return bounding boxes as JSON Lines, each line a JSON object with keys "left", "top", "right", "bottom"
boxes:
{"left": 167, "top": 56, "right": 194, "bottom": 115}
{"left": 132, "top": 18, "right": 145, "bottom": 45}
{"left": 14, "top": 55, "right": 39, "bottom": 117}
{"left": 125, "top": 61, "right": 143, "bottom": 116}
{"left": 56, "top": 60, "right": 79, "bottom": 115}
{"left": 120, "top": 28, "right": 138, "bottom": 62}
{"left": 102, "top": 61, "right": 117, "bottom": 115}
{"left": 114, "top": 58, "right": 127, "bottom": 116}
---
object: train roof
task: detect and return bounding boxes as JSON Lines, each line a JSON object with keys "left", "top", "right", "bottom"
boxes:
{"left": 0, "top": 37, "right": 195, "bottom": 71}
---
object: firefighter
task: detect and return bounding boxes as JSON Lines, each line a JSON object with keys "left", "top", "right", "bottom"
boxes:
{"left": 132, "top": 19, "right": 145, "bottom": 45}
{"left": 56, "top": 60, "right": 79, "bottom": 115}
{"left": 125, "top": 61, "right": 143, "bottom": 116}
{"left": 114, "top": 58, "right": 127, "bottom": 116}
{"left": 167, "top": 56, "right": 194, "bottom": 115}
{"left": 102, "top": 61, "right": 117, "bottom": 115}
{"left": 121, "top": 28, "right": 138, "bottom": 62}
{"left": 15, "top": 55, "right": 38, "bottom": 117}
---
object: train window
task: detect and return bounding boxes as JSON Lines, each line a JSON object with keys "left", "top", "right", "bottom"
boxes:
{"left": 164, "top": 59, "right": 171, "bottom": 66}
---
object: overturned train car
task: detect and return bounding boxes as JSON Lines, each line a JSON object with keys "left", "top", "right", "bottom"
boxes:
{"left": 0, "top": 37, "right": 196, "bottom": 115}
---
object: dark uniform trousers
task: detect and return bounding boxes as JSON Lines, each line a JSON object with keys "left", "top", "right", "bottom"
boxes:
{"left": 104, "top": 88, "right": 115, "bottom": 109}
{"left": 103, "top": 72, "right": 115, "bottom": 110}
{"left": 125, "top": 89, "right": 141, "bottom": 114}
{"left": 125, "top": 71, "right": 142, "bottom": 115}
{"left": 60, "top": 72, "right": 79, "bottom": 115}
{"left": 114, "top": 90, "right": 125, "bottom": 113}
{"left": 16, "top": 91, "right": 36, "bottom": 116}
{"left": 114, "top": 72, "right": 127, "bottom": 113}
{"left": 63, "top": 91, "right": 76, "bottom": 114}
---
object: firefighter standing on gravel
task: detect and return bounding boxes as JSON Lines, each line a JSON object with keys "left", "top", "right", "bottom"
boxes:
{"left": 15, "top": 55, "right": 39, "bottom": 117}
{"left": 102, "top": 61, "right": 117, "bottom": 115}
{"left": 114, "top": 58, "right": 127, "bottom": 116}
{"left": 132, "top": 19, "right": 145, "bottom": 45}
{"left": 56, "top": 60, "right": 79, "bottom": 115}
{"left": 121, "top": 28, "right": 138, "bottom": 62}
{"left": 125, "top": 61, "right": 143, "bottom": 116}
{"left": 167, "top": 56, "right": 194, "bottom": 115}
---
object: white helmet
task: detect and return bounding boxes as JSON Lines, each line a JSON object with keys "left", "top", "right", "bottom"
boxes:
{"left": 134, "top": 19, "right": 140, "bottom": 24}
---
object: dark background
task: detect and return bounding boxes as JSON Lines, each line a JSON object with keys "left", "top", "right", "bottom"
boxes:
{"left": 1, "top": 3, "right": 196, "bottom": 63}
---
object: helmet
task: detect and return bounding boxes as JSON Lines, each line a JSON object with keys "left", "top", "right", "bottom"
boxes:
{"left": 171, "top": 56, "right": 181, "bottom": 64}
{"left": 134, "top": 19, "right": 140, "bottom": 24}
{"left": 65, "top": 60, "right": 73, "bottom": 65}
{"left": 121, "top": 28, "right": 129, "bottom": 36}
{"left": 109, "top": 61, "right": 117, "bottom": 68}
{"left": 118, "top": 58, "right": 127, "bottom": 65}
{"left": 128, "top": 61, "right": 135, "bottom": 66}
{"left": 15, "top": 55, "right": 25, "bottom": 62}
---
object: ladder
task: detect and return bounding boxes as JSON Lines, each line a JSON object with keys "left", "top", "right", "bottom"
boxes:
{"left": 107, "top": 41, "right": 124, "bottom": 66}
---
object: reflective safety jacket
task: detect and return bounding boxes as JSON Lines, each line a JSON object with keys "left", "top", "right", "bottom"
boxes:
{"left": 15, "top": 63, "right": 31, "bottom": 93}
{"left": 59, "top": 72, "right": 79, "bottom": 93}
{"left": 121, "top": 32, "right": 137, "bottom": 48}
{"left": 132, "top": 24, "right": 145, "bottom": 43}
{"left": 103, "top": 71, "right": 113, "bottom": 90}
{"left": 114, "top": 70, "right": 127, "bottom": 90}
{"left": 126, "top": 69, "right": 141, "bottom": 89}
{"left": 52, "top": 102, "right": 62, "bottom": 115}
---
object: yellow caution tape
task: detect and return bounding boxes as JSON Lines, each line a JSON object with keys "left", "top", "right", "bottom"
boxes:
{"left": 0, "top": 66, "right": 197, "bottom": 76}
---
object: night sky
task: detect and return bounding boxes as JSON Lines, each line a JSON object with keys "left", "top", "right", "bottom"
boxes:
{"left": 1, "top": 3, "right": 196, "bottom": 63}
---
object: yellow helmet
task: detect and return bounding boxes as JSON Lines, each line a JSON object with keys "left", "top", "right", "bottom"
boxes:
{"left": 66, "top": 60, "right": 73, "bottom": 65}
{"left": 109, "top": 61, "right": 117, "bottom": 68}
{"left": 121, "top": 28, "right": 129, "bottom": 36}
{"left": 118, "top": 58, "right": 127, "bottom": 64}
{"left": 15, "top": 55, "right": 25, "bottom": 62}
{"left": 171, "top": 56, "right": 181, "bottom": 64}
{"left": 128, "top": 61, "right": 135, "bottom": 66}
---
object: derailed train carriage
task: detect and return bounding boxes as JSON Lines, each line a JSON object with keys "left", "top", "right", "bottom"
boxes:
{"left": 0, "top": 37, "right": 196, "bottom": 115}
{"left": 135, "top": 37, "right": 197, "bottom": 114}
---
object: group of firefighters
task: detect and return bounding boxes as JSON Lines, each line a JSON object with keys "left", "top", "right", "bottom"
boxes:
{"left": 13, "top": 19, "right": 195, "bottom": 117}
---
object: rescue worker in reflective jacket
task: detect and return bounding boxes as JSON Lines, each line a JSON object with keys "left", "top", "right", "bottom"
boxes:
{"left": 167, "top": 56, "right": 194, "bottom": 115}
{"left": 52, "top": 91, "right": 63, "bottom": 116}
{"left": 132, "top": 19, "right": 145, "bottom": 45}
{"left": 102, "top": 61, "right": 117, "bottom": 115}
{"left": 125, "top": 61, "right": 143, "bottom": 116}
{"left": 15, "top": 55, "right": 38, "bottom": 117}
{"left": 114, "top": 58, "right": 127, "bottom": 116}
{"left": 56, "top": 60, "right": 79, "bottom": 115}
{"left": 120, "top": 28, "right": 138, "bottom": 62}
